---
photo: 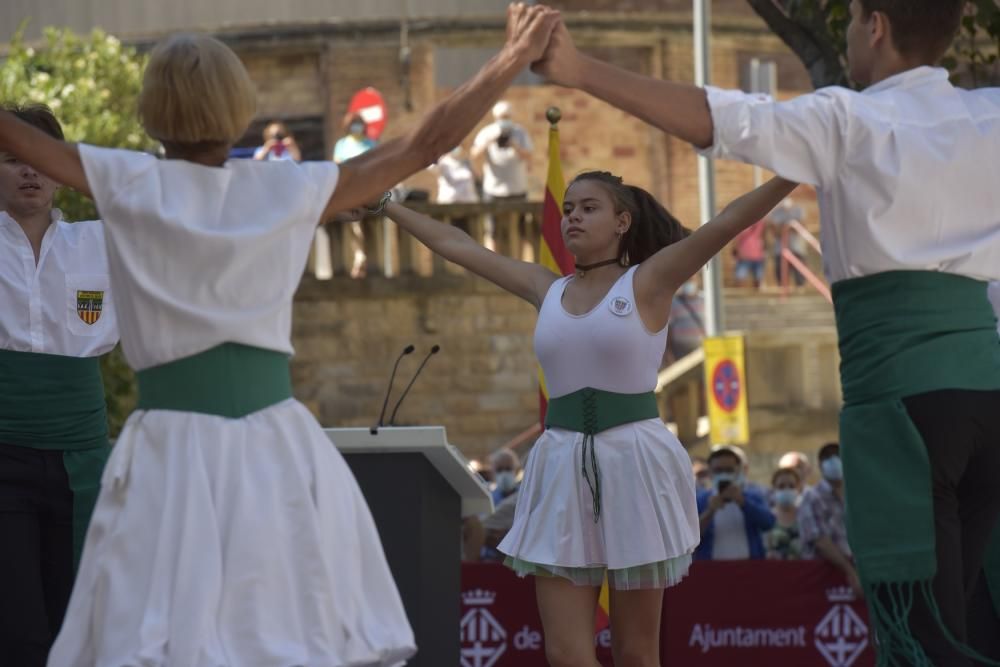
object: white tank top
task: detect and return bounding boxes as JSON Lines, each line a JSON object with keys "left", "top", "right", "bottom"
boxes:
{"left": 534, "top": 266, "right": 668, "bottom": 398}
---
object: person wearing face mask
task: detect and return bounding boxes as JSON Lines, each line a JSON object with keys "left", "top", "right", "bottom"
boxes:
{"left": 798, "top": 443, "right": 860, "bottom": 596}
{"left": 765, "top": 468, "right": 802, "bottom": 560}
{"left": 332, "top": 115, "right": 378, "bottom": 279}
{"left": 490, "top": 448, "right": 521, "bottom": 505}
{"left": 694, "top": 446, "right": 776, "bottom": 561}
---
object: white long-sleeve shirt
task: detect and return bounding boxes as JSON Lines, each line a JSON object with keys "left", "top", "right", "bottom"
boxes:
{"left": 0, "top": 210, "right": 118, "bottom": 356}
{"left": 701, "top": 67, "right": 1000, "bottom": 284}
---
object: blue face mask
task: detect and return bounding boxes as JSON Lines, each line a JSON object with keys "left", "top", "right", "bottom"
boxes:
{"left": 495, "top": 471, "right": 517, "bottom": 493}
{"left": 349, "top": 123, "right": 365, "bottom": 136}
{"left": 821, "top": 456, "right": 843, "bottom": 482}
{"left": 773, "top": 489, "right": 798, "bottom": 508}
{"left": 713, "top": 472, "right": 740, "bottom": 493}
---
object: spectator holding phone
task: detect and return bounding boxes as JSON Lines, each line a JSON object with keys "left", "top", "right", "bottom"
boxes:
{"left": 695, "top": 445, "right": 775, "bottom": 560}
{"left": 253, "top": 121, "right": 301, "bottom": 162}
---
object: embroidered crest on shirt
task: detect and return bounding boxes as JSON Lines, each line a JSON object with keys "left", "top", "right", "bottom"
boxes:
{"left": 609, "top": 296, "right": 633, "bottom": 317}
{"left": 77, "top": 290, "right": 104, "bottom": 325}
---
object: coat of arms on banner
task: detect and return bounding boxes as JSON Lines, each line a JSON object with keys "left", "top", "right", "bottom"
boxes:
{"left": 460, "top": 589, "right": 507, "bottom": 667}
{"left": 815, "top": 586, "right": 868, "bottom": 667}
{"left": 76, "top": 290, "right": 104, "bottom": 325}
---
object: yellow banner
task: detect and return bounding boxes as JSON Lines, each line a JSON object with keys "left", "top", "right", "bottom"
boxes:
{"left": 702, "top": 335, "right": 750, "bottom": 445}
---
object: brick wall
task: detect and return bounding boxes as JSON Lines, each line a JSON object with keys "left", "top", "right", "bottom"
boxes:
{"left": 293, "top": 275, "right": 539, "bottom": 461}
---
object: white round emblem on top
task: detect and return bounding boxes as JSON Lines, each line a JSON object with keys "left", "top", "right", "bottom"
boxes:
{"left": 609, "top": 296, "right": 633, "bottom": 317}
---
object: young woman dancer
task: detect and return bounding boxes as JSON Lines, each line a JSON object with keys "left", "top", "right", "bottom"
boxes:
{"left": 0, "top": 5, "right": 559, "bottom": 665}
{"left": 382, "top": 172, "right": 796, "bottom": 666}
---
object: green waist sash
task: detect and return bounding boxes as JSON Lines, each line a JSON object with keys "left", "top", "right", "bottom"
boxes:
{"left": 545, "top": 387, "right": 659, "bottom": 522}
{"left": 0, "top": 348, "right": 108, "bottom": 450}
{"left": 136, "top": 343, "right": 292, "bottom": 418}
{"left": 833, "top": 271, "right": 1000, "bottom": 665}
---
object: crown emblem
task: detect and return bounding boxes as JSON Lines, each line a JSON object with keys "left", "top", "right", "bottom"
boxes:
{"left": 826, "top": 586, "right": 855, "bottom": 603}
{"left": 462, "top": 588, "right": 497, "bottom": 606}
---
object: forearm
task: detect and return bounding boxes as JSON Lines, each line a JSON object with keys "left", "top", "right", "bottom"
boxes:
{"left": 384, "top": 202, "right": 472, "bottom": 259}
{"left": 814, "top": 536, "right": 854, "bottom": 573}
{"left": 653, "top": 177, "right": 796, "bottom": 289}
{"left": 404, "top": 49, "right": 527, "bottom": 172}
{"left": 0, "top": 111, "right": 90, "bottom": 197}
{"left": 329, "top": 47, "right": 528, "bottom": 212}
{"left": 699, "top": 507, "right": 716, "bottom": 533}
{"left": 578, "top": 54, "right": 714, "bottom": 149}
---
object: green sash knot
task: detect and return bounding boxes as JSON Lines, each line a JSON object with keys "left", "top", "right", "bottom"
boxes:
{"left": 545, "top": 388, "right": 659, "bottom": 522}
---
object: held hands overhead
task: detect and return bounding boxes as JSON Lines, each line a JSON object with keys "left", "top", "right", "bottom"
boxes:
{"left": 501, "top": 3, "right": 583, "bottom": 86}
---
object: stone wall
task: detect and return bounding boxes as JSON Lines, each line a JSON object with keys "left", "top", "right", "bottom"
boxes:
{"left": 293, "top": 274, "right": 539, "bottom": 461}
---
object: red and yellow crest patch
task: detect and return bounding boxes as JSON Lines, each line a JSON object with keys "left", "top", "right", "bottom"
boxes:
{"left": 76, "top": 290, "right": 104, "bottom": 325}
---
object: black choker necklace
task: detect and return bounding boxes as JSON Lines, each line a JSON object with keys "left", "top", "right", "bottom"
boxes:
{"left": 574, "top": 258, "right": 620, "bottom": 277}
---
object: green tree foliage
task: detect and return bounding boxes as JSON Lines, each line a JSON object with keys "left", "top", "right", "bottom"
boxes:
{"left": 747, "top": 0, "right": 1000, "bottom": 89}
{"left": 0, "top": 26, "right": 154, "bottom": 436}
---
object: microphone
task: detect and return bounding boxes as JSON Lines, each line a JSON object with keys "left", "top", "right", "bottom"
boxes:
{"left": 388, "top": 345, "right": 441, "bottom": 426}
{"left": 371, "top": 344, "right": 415, "bottom": 434}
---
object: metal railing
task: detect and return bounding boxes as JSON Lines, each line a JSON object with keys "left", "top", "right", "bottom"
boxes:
{"left": 779, "top": 220, "right": 831, "bottom": 303}
{"left": 308, "top": 201, "right": 542, "bottom": 280}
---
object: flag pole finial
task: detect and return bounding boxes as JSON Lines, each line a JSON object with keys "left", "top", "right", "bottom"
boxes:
{"left": 546, "top": 106, "right": 562, "bottom": 127}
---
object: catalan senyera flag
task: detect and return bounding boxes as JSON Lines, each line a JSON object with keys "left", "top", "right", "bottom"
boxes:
{"left": 538, "top": 118, "right": 575, "bottom": 423}
{"left": 536, "top": 114, "right": 612, "bottom": 633}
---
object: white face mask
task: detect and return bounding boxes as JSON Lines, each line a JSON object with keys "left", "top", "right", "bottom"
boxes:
{"left": 821, "top": 456, "right": 843, "bottom": 482}
{"left": 773, "top": 489, "right": 798, "bottom": 508}
{"left": 495, "top": 471, "right": 517, "bottom": 493}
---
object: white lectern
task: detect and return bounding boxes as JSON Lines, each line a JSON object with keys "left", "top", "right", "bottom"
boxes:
{"left": 325, "top": 426, "right": 492, "bottom": 667}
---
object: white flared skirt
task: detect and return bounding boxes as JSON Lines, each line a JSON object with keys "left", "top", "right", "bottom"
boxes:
{"left": 498, "top": 418, "right": 699, "bottom": 584}
{"left": 48, "top": 399, "right": 415, "bottom": 667}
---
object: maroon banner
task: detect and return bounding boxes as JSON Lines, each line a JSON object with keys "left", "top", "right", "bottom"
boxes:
{"left": 461, "top": 561, "right": 875, "bottom": 667}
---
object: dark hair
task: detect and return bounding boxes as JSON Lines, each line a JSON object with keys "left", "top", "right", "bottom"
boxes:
{"left": 818, "top": 442, "right": 840, "bottom": 461}
{"left": 569, "top": 171, "right": 691, "bottom": 266}
{"left": 772, "top": 467, "right": 801, "bottom": 486}
{"left": 859, "top": 0, "right": 965, "bottom": 62}
{"left": 4, "top": 104, "right": 64, "bottom": 141}
{"left": 707, "top": 449, "right": 741, "bottom": 467}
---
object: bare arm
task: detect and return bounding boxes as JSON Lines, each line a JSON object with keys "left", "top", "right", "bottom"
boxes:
{"left": 322, "top": 4, "right": 559, "bottom": 219}
{"left": 532, "top": 20, "right": 714, "bottom": 148}
{"left": 634, "top": 177, "right": 797, "bottom": 328}
{"left": 383, "top": 201, "right": 558, "bottom": 307}
{"left": 0, "top": 111, "right": 91, "bottom": 198}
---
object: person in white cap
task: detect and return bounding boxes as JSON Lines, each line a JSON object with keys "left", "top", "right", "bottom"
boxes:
{"left": 471, "top": 101, "right": 533, "bottom": 202}
{"left": 471, "top": 100, "right": 534, "bottom": 250}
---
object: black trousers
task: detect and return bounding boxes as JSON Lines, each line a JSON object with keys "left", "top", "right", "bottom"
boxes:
{"left": 0, "top": 443, "right": 75, "bottom": 667}
{"left": 898, "top": 390, "right": 1000, "bottom": 666}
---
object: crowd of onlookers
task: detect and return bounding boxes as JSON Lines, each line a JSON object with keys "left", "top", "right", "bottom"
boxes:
{"left": 692, "top": 442, "right": 859, "bottom": 594}
{"left": 465, "top": 440, "right": 858, "bottom": 595}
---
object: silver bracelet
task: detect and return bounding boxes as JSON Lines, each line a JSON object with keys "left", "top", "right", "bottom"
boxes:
{"left": 367, "top": 191, "right": 392, "bottom": 216}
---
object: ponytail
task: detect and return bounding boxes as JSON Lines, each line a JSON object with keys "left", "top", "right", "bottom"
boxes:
{"left": 569, "top": 171, "right": 690, "bottom": 266}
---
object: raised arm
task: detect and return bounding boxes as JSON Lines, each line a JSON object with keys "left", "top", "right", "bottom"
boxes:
{"left": 533, "top": 18, "right": 845, "bottom": 186}
{"left": 532, "top": 20, "right": 714, "bottom": 149}
{"left": 322, "top": 4, "right": 559, "bottom": 219}
{"left": 634, "top": 177, "right": 798, "bottom": 326}
{"left": 0, "top": 112, "right": 91, "bottom": 198}
{"left": 383, "top": 201, "right": 558, "bottom": 307}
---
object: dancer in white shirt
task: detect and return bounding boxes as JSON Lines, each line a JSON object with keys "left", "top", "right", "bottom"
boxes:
{"left": 532, "top": 1, "right": 1000, "bottom": 664}
{"left": 0, "top": 104, "right": 118, "bottom": 667}
{"left": 0, "top": 5, "right": 560, "bottom": 666}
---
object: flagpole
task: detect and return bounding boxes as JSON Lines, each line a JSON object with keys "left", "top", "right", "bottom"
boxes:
{"left": 694, "top": 0, "right": 724, "bottom": 336}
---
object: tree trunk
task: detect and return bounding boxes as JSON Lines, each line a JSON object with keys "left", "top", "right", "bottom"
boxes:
{"left": 745, "top": 0, "right": 848, "bottom": 89}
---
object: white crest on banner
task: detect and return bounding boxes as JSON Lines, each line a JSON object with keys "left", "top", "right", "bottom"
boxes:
{"left": 460, "top": 589, "right": 507, "bottom": 667}
{"left": 814, "top": 586, "right": 869, "bottom": 667}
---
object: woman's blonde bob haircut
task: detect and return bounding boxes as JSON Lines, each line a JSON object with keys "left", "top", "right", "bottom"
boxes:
{"left": 138, "top": 34, "right": 257, "bottom": 145}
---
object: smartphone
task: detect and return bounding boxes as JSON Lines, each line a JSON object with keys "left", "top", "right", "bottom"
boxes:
{"left": 717, "top": 480, "right": 732, "bottom": 495}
